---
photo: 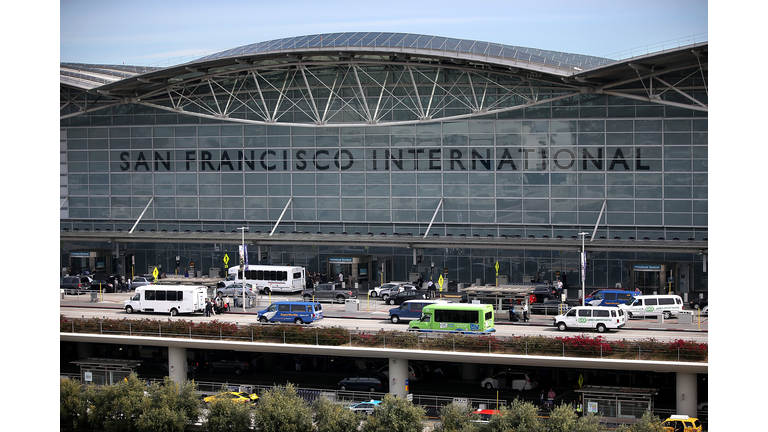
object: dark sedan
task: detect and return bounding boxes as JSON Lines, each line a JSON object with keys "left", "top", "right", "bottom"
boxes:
{"left": 386, "top": 290, "right": 426, "bottom": 305}
{"left": 530, "top": 300, "right": 573, "bottom": 315}
{"left": 90, "top": 279, "right": 115, "bottom": 293}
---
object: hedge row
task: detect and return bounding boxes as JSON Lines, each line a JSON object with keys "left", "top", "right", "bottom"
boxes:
{"left": 60, "top": 316, "right": 707, "bottom": 362}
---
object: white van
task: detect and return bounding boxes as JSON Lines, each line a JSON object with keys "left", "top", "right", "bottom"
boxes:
{"left": 619, "top": 294, "right": 683, "bottom": 319}
{"left": 124, "top": 285, "right": 207, "bottom": 316}
{"left": 553, "top": 306, "right": 626, "bottom": 333}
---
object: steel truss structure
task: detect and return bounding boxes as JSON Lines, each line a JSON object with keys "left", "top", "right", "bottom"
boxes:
{"left": 60, "top": 35, "right": 707, "bottom": 126}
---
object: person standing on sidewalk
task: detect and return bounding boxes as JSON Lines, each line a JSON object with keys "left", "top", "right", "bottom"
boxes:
{"left": 204, "top": 299, "right": 212, "bottom": 317}
{"left": 523, "top": 302, "right": 529, "bottom": 322}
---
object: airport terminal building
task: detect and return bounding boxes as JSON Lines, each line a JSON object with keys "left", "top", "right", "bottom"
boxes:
{"left": 59, "top": 32, "right": 708, "bottom": 299}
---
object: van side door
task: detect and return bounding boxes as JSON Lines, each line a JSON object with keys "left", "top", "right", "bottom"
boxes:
{"left": 577, "top": 308, "right": 593, "bottom": 327}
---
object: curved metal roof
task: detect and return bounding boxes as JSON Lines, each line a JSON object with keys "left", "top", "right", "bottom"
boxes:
{"left": 60, "top": 33, "right": 707, "bottom": 126}
{"left": 198, "top": 32, "right": 616, "bottom": 71}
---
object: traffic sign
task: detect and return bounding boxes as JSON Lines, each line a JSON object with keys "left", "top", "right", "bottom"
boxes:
{"left": 438, "top": 275, "right": 444, "bottom": 291}
{"left": 223, "top": 254, "right": 230, "bottom": 267}
{"left": 495, "top": 261, "right": 499, "bottom": 275}
{"left": 152, "top": 267, "right": 159, "bottom": 279}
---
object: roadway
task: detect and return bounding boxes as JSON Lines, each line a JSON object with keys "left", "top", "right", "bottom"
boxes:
{"left": 60, "top": 291, "right": 708, "bottom": 343}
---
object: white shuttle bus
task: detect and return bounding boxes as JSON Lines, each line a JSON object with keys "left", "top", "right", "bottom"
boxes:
{"left": 124, "top": 285, "right": 207, "bottom": 316}
{"left": 227, "top": 265, "right": 306, "bottom": 294}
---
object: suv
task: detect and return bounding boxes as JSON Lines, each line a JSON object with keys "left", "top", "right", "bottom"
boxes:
{"left": 61, "top": 276, "right": 92, "bottom": 294}
{"left": 480, "top": 371, "right": 538, "bottom": 391}
{"left": 530, "top": 285, "right": 559, "bottom": 302}
{"left": 380, "top": 283, "right": 416, "bottom": 301}
{"left": 368, "top": 282, "right": 409, "bottom": 298}
{"left": 338, "top": 374, "right": 388, "bottom": 392}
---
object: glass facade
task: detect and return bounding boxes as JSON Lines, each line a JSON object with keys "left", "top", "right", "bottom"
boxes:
{"left": 60, "top": 39, "right": 707, "bottom": 296}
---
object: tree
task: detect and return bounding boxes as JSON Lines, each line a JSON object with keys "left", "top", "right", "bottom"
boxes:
{"left": 312, "top": 396, "right": 361, "bottom": 432}
{"left": 60, "top": 377, "right": 88, "bottom": 431}
{"left": 204, "top": 394, "right": 253, "bottom": 432}
{"left": 486, "top": 399, "right": 543, "bottom": 432}
{"left": 87, "top": 373, "right": 149, "bottom": 432}
{"left": 629, "top": 411, "right": 665, "bottom": 432}
{"left": 573, "top": 413, "right": 603, "bottom": 432}
{"left": 253, "top": 383, "right": 313, "bottom": 432}
{"left": 360, "top": 394, "right": 426, "bottom": 432}
{"left": 138, "top": 377, "right": 200, "bottom": 432}
{"left": 546, "top": 403, "right": 578, "bottom": 432}
{"left": 432, "top": 402, "right": 481, "bottom": 432}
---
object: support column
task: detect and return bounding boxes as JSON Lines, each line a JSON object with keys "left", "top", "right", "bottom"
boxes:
{"left": 676, "top": 372, "right": 697, "bottom": 417}
{"left": 388, "top": 357, "right": 408, "bottom": 397}
{"left": 168, "top": 346, "right": 187, "bottom": 384}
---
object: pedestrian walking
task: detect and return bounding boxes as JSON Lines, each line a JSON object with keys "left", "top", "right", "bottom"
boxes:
{"left": 523, "top": 303, "right": 529, "bottom": 322}
{"left": 547, "top": 388, "right": 556, "bottom": 408}
{"left": 427, "top": 279, "right": 435, "bottom": 299}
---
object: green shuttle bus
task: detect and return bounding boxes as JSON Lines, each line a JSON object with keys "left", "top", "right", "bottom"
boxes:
{"left": 408, "top": 303, "right": 495, "bottom": 333}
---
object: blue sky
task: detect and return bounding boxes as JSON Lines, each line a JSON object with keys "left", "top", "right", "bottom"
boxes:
{"left": 60, "top": 0, "right": 708, "bottom": 66}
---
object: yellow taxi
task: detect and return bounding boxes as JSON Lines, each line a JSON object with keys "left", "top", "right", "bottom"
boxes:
{"left": 203, "top": 391, "right": 259, "bottom": 404}
{"left": 662, "top": 415, "right": 702, "bottom": 432}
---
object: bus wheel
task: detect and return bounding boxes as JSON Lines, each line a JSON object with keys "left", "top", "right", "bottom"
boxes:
{"left": 263, "top": 287, "right": 271, "bottom": 294}
{"left": 596, "top": 323, "right": 607, "bottom": 333}
{"left": 170, "top": 308, "right": 178, "bottom": 317}
{"left": 557, "top": 322, "right": 567, "bottom": 331}
{"left": 125, "top": 306, "right": 133, "bottom": 314}
{"left": 294, "top": 317, "right": 304, "bottom": 324}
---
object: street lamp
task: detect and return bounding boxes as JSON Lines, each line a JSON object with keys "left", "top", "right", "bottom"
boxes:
{"left": 578, "top": 232, "right": 588, "bottom": 306}
{"left": 237, "top": 227, "right": 248, "bottom": 312}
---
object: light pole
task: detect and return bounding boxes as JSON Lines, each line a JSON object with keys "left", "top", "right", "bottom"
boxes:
{"left": 237, "top": 227, "right": 248, "bottom": 312}
{"left": 578, "top": 232, "right": 588, "bottom": 306}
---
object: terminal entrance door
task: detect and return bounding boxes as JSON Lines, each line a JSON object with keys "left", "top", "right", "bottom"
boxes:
{"left": 327, "top": 256, "right": 373, "bottom": 289}
{"left": 630, "top": 263, "right": 670, "bottom": 295}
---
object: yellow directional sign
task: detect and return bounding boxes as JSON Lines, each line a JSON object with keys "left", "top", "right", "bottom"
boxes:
{"left": 152, "top": 267, "right": 159, "bottom": 279}
{"left": 223, "top": 254, "right": 230, "bottom": 267}
{"left": 438, "top": 275, "right": 444, "bottom": 291}
{"left": 578, "top": 374, "right": 584, "bottom": 388}
{"left": 495, "top": 261, "right": 499, "bottom": 275}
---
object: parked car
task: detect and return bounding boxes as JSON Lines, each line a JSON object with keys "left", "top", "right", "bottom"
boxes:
{"left": 530, "top": 285, "right": 560, "bottom": 302}
{"left": 130, "top": 276, "right": 154, "bottom": 288}
{"left": 367, "top": 282, "right": 409, "bottom": 298}
{"left": 204, "top": 357, "right": 252, "bottom": 375}
{"left": 469, "top": 409, "right": 502, "bottom": 423}
{"left": 203, "top": 391, "right": 258, "bottom": 404}
{"left": 302, "top": 283, "right": 358, "bottom": 303}
{"left": 380, "top": 283, "right": 417, "bottom": 301}
{"left": 60, "top": 276, "right": 92, "bottom": 294}
{"left": 347, "top": 400, "right": 382, "bottom": 415}
{"left": 701, "top": 305, "right": 708, "bottom": 316}
{"left": 216, "top": 282, "right": 257, "bottom": 297}
{"left": 216, "top": 274, "right": 237, "bottom": 288}
{"left": 689, "top": 295, "right": 707, "bottom": 310}
{"left": 90, "top": 279, "right": 114, "bottom": 292}
{"left": 530, "top": 300, "right": 573, "bottom": 315}
{"left": 480, "top": 371, "right": 538, "bottom": 391}
{"left": 385, "top": 290, "right": 426, "bottom": 305}
{"left": 337, "top": 374, "right": 388, "bottom": 392}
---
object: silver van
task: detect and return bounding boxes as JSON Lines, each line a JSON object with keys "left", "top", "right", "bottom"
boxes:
{"left": 619, "top": 294, "right": 683, "bottom": 319}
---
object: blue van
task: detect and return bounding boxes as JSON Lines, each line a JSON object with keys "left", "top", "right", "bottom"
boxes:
{"left": 257, "top": 301, "right": 323, "bottom": 324}
{"left": 587, "top": 290, "right": 639, "bottom": 307}
{"left": 388, "top": 299, "right": 450, "bottom": 324}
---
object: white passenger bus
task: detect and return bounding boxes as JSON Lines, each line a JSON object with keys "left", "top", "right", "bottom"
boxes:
{"left": 227, "top": 265, "right": 306, "bottom": 294}
{"left": 124, "top": 285, "right": 207, "bottom": 316}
